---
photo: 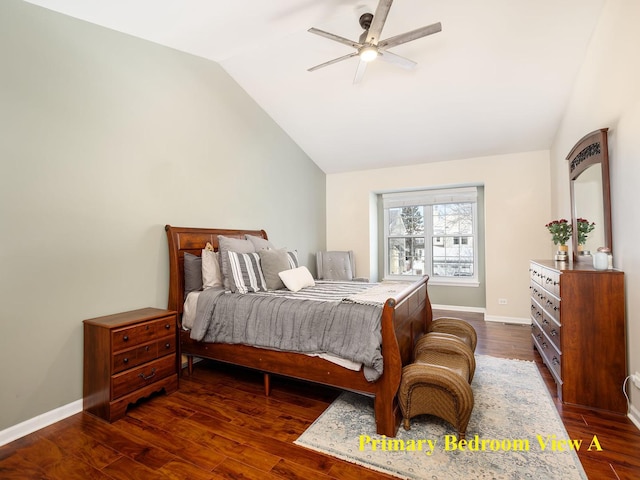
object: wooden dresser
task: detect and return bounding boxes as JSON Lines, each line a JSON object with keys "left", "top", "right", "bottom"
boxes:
{"left": 529, "top": 260, "right": 626, "bottom": 414}
{"left": 83, "top": 307, "right": 179, "bottom": 422}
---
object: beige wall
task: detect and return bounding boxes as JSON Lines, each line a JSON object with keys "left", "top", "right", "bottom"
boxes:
{"left": 550, "top": 0, "right": 640, "bottom": 423}
{"left": 326, "top": 150, "right": 551, "bottom": 321}
{"left": 0, "top": 0, "right": 325, "bottom": 431}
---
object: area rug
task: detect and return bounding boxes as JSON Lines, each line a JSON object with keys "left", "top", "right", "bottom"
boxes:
{"left": 295, "top": 355, "right": 588, "bottom": 479}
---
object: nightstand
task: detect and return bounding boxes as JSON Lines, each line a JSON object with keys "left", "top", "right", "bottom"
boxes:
{"left": 83, "top": 307, "right": 179, "bottom": 422}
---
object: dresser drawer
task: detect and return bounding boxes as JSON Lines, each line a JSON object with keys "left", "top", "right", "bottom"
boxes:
{"left": 530, "top": 281, "right": 546, "bottom": 307}
{"left": 530, "top": 299, "right": 543, "bottom": 326}
{"left": 112, "top": 335, "right": 176, "bottom": 374}
{"left": 532, "top": 322, "right": 561, "bottom": 381}
{"left": 530, "top": 264, "right": 544, "bottom": 286}
{"left": 112, "top": 355, "right": 176, "bottom": 400}
{"left": 112, "top": 316, "right": 176, "bottom": 351}
{"left": 540, "top": 312, "right": 561, "bottom": 352}
{"left": 541, "top": 269, "right": 560, "bottom": 297}
{"left": 541, "top": 292, "right": 560, "bottom": 323}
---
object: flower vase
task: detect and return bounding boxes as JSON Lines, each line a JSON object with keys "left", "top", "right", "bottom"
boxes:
{"left": 555, "top": 244, "right": 568, "bottom": 262}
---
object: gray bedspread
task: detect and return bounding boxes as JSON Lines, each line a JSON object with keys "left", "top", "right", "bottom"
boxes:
{"left": 191, "top": 285, "right": 384, "bottom": 381}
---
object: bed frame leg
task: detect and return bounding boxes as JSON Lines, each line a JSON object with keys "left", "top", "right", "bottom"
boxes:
{"left": 187, "top": 356, "right": 194, "bottom": 376}
{"left": 263, "top": 373, "right": 271, "bottom": 396}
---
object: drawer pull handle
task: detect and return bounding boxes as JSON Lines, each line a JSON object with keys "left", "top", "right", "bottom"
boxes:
{"left": 145, "top": 346, "right": 150, "bottom": 352}
{"left": 123, "top": 335, "right": 129, "bottom": 342}
{"left": 165, "top": 324, "right": 171, "bottom": 329}
{"left": 138, "top": 368, "right": 156, "bottom": 381}
{"left": 123, "top": 358, "right": 129, "bottom": 364}
{"left": 165, "top": 343, "right": 171, "bottom": 349}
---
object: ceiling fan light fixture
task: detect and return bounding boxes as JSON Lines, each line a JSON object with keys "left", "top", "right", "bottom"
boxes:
{"left": 359, "top": 46, "right": 379, "bottom": 62}
{"left": 307, "top": 0, "right": 442, "bottom": 82}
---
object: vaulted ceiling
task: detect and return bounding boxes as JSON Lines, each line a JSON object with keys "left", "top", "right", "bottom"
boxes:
{"left": 25, "top": 0, "right": 606, "bottom": 173}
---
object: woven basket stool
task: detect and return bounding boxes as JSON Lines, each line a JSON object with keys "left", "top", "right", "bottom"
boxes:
{"left": 398, "top": 335, "right": 475, "bottom": 439}
{"left": 428, "top": 317, "right": 477, "bottom": 352}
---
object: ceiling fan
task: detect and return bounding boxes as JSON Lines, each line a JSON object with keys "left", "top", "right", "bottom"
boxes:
{"left": 307, "top": 0, "right": 442, "bottom": 83}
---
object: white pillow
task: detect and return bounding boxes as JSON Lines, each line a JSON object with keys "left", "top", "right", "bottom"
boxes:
{"left": 202, "top": 250, "right": 222, "bottom": 288}
{"left": 278, "top": 266, "right": 315, "bottom": 292}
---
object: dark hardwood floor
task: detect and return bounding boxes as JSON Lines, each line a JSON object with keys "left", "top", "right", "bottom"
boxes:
{"left": 1, "top": 310, "right": 639, "bottom": 479}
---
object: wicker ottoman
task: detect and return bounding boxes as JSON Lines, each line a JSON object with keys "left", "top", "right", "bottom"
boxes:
{"left": 398, "top": 335, "right": 475, "bottom": 439}
{"left": 428, "top": 317, "right": 477, "bottom": 352}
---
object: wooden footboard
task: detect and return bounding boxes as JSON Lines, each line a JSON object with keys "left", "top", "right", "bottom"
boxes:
{"left": 165, "top": 225, "right": 431, "bottom": 437}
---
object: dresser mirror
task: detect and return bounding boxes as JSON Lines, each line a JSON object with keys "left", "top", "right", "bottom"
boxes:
{"left": 566, "top": 128, "right": 612, "bottom": 261}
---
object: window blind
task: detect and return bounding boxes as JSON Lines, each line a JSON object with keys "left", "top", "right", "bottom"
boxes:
{"left": 382, "top": 186, "right": 478, "bottom": 208}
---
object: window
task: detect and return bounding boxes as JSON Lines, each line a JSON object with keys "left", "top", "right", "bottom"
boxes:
{"left": 382, "top": 187, "right": 478, "bottom": 284}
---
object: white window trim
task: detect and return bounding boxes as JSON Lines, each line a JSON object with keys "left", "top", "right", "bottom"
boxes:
{"left": 382, "top": 187, "right": 479, "bottom": 286}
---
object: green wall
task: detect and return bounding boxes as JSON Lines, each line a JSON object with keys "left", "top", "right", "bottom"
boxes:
{"left": 0, "top": 0, "right": 326, "bottom": 430}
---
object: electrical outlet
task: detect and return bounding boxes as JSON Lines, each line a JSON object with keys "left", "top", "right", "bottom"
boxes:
{"left": 498, "top": 298, "right": 508, "bottom": 305}
{"left": 632, "top": 372, "right": 640, "bottom": 389}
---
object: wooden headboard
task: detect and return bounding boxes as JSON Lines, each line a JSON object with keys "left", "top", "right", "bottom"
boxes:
{"left": 164, "top": 225, "right": 268, "bottom": 315}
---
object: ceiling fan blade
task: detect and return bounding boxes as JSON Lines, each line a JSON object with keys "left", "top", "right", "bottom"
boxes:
{"left": 353, "top": 60, "right": 368, "bottom": 84}
{"left": 308, "top": 52, "right": 359, "bottom": 72}
{"left": 366, "top": 0, "right": 393, "bottom": 45}
{"left": 378, "top": 51, "right": 417, "bottom": 70}
{"left": 378, "top": 22, "right": 442, "bottom": 49}
{"left": 308, "top": 27, "right": 361, "bottom": 49}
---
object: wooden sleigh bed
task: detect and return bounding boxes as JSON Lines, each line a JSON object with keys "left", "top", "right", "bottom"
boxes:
{"left": 165, "top": 225, "right": 432, "bottom": 437}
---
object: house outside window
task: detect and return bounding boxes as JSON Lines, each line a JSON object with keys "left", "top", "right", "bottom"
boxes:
{"left": 382, "top": 187, "right": 479, "bottom": 285}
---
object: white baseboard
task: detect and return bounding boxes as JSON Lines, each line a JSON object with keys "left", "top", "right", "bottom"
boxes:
{"left": 484, "top": 314, "right": 530, "bottom": 325}
{"left": 1, "top": 359, "right": 201, "bottom": 447}
{"left": 432, "top": 304, "right": 529, "bottom": 325}
{"left": 629, "top": 404, "right": 640, "bottom": 431}
{"left": 0, "top": 399, "right": 83, "bottom": 447}
{"left": 432, "top": 304, "right": 486, "bottom": 314}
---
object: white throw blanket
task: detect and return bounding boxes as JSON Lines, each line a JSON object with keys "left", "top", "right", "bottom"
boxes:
{"left": 346, "top": 281, "right": 413, "bottom": 306}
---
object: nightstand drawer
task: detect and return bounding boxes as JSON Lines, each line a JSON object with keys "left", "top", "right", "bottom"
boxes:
{"left": 112, "top": 335, "right": 176, "bottom": 374}
{"left": 112, "top": 316, "right": 175, "bottom": 351}
{"left": 112, "top": 355, "right": 176, "bottom": 400}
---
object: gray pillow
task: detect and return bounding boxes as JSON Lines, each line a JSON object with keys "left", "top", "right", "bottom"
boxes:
{"left": 183, "top": 252, "right": 202, "bottom": 298}
{"left": 259, "top": 248, "right": 292, "bottom": 290}
{"left": 245, "top": 234, "right": 275, "bottom": 251}
{"left": 218, "top": 235, "right": 255, "bottom": 290}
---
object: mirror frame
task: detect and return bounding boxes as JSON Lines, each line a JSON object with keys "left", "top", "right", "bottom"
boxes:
{"left": 566, "top": 128, "right": 612, "bottom": 262}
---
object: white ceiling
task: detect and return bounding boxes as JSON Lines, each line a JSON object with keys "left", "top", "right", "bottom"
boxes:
{"left": 25, "top": 0, "right": 606, "bottom": 174}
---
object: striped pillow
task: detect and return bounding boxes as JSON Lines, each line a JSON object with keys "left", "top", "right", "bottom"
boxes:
{"left": 287, "top": 250, "right": 299, "bottom": 269}
{"left": 227, "top": 251, "right": 267, "bottom": 294}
